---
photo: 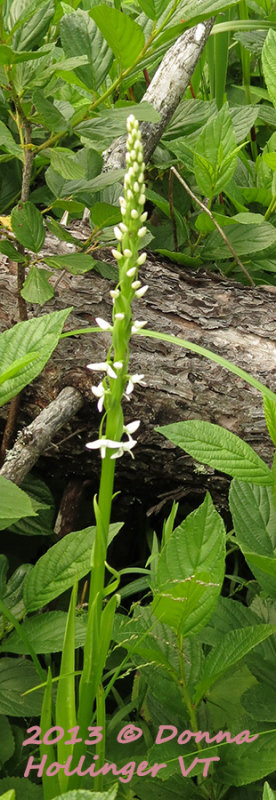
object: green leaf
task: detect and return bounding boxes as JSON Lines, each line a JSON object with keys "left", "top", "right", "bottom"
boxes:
{"left": 0, "top": 43, "right": 51, "bottom": 64}
{"left": 242, "top": 682, "right": 276, "bottom": 722}
{"left": 230, "top": 105, "right": 259, "bottom": 143}
{"left": 263, "top": 152, "right": 276, "bottom": 170}
{"left": 90, "top": 6, "right": 144, "bottom": 70}
{"left": 137, "top": 0, "right": 168, "bottom": 20}
{"left": 202, "top": 221, "right": 276, "bottom": 259}
{"left": 0, "top": 790, "right": 16, "bottom": 800}
{"left": 56, "top": 582, "right": 77, "bottom": 793}
{"left": 0, "top": 563, "right": 32, "bottom": 636}
{"left": 263, "top": 783, "right": 276, "bottom": 800}
{"left": 51, "top": 788, "right": 118, "bottom": 800}
{"left": 9, "top": 474, "right": 55, "bottom": 537}
{"left": 151, "top": 494, "right": 225, "bottom": 635}
{"left": 215, "top": 727, "right": 276, "bottom": 786}
{"left": 0, "top": 307, "right": 71, "bottom": 407}
{"left": 0, "top": 121, "right": 23, "bottom": 161}
{"left": 44, "top": 253, "right": 97, "bottom": 274}
{"left": 91, "top": 202, "right": 122, "bottom": 228}
{"left": 33, "top": 90, "right": 66, "bottom": 133}
{"left": 39, "top": 668, "right": 59, "bottom": 800}
{"left": 194, "top": 104, "right": 237, "bottom": 197}
{"left": 60, "top": 9, "right": 113, "bottom": 90}
{"left": 0, "top": 240, "right": 25, "bottom": 261}
{"left": 262, "top": 28, "right": 276, "bottom": 109}
{"left": 11, "top": 202, "right": 45, "bottom": 253}
{"left": 0, "top": 779, "right": 42, "bottom": 800}
{"left": 23, "top": 523, "right": 122, "bottom": 612}
{"left": 194, "top": 624, "right": 276, "bottom": 703}
{"left": 0, "top": 658, "right": 45, "bottom": 716}
{"left": 156, "top": 420, "right": 273, "bottom": 484}
{"left": 11, "top": 0, "right": 55, "bottom": 52}
{"left": 0, "top": 716, "right": 14, "bottom": 765}
{"left": 0, "top": 476, "right": 37, "bottom": 530}
{"left": 45, "top": 217, "right": 80, "bottom": 245}
{"left": 0, "top": 611, "right": 87, "bottom": 654}
{"left": 229, "top": 480, "right": 276, "bottom": 597}
{"left": 45, "top": 148, "right": 85, "bottom": 180}
{"left": 21, "top": 266, "right": 54, "bottom": 305}
{"left": 264, "top": 396, "right": 276, "bottom": 446}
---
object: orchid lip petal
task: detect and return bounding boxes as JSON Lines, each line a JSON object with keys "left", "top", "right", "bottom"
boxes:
{"left": 95, "top": 317, "right": 112, "bottom": 331}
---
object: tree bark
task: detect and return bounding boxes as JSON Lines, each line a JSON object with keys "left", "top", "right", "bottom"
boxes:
{"left": 0, "top": 244, "right": 275, "bottom": 508}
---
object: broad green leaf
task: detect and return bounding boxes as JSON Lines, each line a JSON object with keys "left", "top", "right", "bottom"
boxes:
{"left": 0, "top": 307, "right": 71, "bottom": 406}
{"left": 156, "top": 421, "right": 273, "bottom": 484}
{"left": 230, "top": 105, "right": 259, "bottom": 143}
{"left": 60, "top": 9, "right": 113, "bottom": 90}
{"left": 90, "top": 6, "right": 144, "bottom": 70}
{"left": 0, "top": 240, "right": 24, "bottom": 261}
{"left": 137, "top": 0, "right": 168, "bottom": 20}
{"left": 194, "top": 104, "right": 237, "bottom": 197}
{"left": 242, "top": 682, "right": 276, "bottom": 722}
{"left": 0, "top": 790, "right": 16, "bottom": 800}
{"left": 264, "top": 396, "right": 276, "bottom": 446}
{"left": 33, "top": 90, "right": 66, "bottom": 133}
{"left": 45, "top": 217, "right": 80, "bottom": 245}
{"left": 180, "top": 0, "right": 242, "bottom": 23}
{"left": 11, "top": 202, "right": 45, "bottom": 252}
{"left": 0, "top": 43, "right": 51, "bottom": 64}
{"left": 229, "top": 480, "right": 276, "bottom": 597}
{"left": 51, "top": 788, "right": 118, "bottom": 800}
{"left": 263, "top": 152, "right": 276, "bottom": 170}
{"left": 44, "top": 253, "right": 97, "bottom": 274}
{"left": 11, "top": 0, "right": 55, "bottom": 52}
{"left": 0, "top": 658, "right": 45, "bottom": 716}
{"left": 0, "top": 476, "right": 37, "bottom": 530}
{"left": 0, "top": 716, "right": 14, "bottom": 765}
{"left": 0, "top": 563, "right": 32, "bottom": 636}
{"left": 45, "top": 148, "right": 85, "bottom": 180}
{"left": 202, "top": 221, "right": 276, "bottom": 259}
{"left": 0, "top": 121, "right": 22, "bottom": 161}
{"left": 262, "top": 28, "right": 276, "bottom": 109}
{"left": 9, "top": 474, "right": 55, "bottom": 537}
{"left": 215, "top": 726, "right": 276, "bottom": 786}
{"left": 194, "top": 624, "right": 276, "bottom": 703}
{"left": 91, "top": 202, "right": 121, "bottom": 228}
{"left": 0, "top": 780, "right": 41, "bottom": 800}
{"left": 151, "top": 494, "right": 225, "bottom": 635}
{"left": 0, "top": 611, "right": 87, "bottom": 654}
{"left": 21, "top": 266, "right": 54, "bottom": 305}
{"left": 263, "top": 783, "right": 276, "bottom": 800}
{"left": 146, "top": 187, "right": 188, "bottom": 241}
{"left": 23, "top": 523, "right": 122, "bottom": 612}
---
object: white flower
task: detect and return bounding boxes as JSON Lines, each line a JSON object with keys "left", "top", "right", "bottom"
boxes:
{"left": 110, "top": 288, "right": 120, "bottom": 300}
{"left": 124, "top": 420, "right": 140, "bottom": 434}
{"left": 137, "top": 252, "right": 146, "bottom": 265}
{"left": 114, "top": 226, "right": 123, "bottom": 241}
{"left": 114, "top": 360, "right": 123, "bottom": 369}
{"left": 95, "top": 317, "right": 112, "bottom": 331}
{"left": 139, "top": 196, "right": 146, "bottom": 206}
{"left": 140, "top": 211, "right": 148, "bottom": 222}
{"left": 125, "top": 373, "right": 146, "bottom": 395}
{"left": 86, "top": 437, "right": 125, "bottom": 459}
{"left": 123, "top": 249, "right": 132, "bottom": 258}
{"left": 91, "top": 381, "right": 105, "bottom": 412}
{"left": 127, "top": 190, "right": 133, "bottom": 200}
{"left": 126, "top": 266, "right": 136, "bottom": 277}
{"left": 120, "top": 222, "right": 128, "bottom": 233}
{"left": 131, "top": 319, "right": 147, "bottom": 334}
{"left": 110, "top": 438, "right": 137, "bottom": 459}
{"left": 133, "top": 181, "right": 139, "bottom": 193}
{"left": 131, "top": 209, "right": 139, "bottom": 219}
{"left": 131, "top": 280, "right": 141, "bottom": 290}
{"left": 111, "top": 248, "right": 123, "bottom": 260}
{"left": 115, "top": 312, "right": 125, "bottom": 320}
{"left": 87, "top": 361, "right": 107, "bottom": 371}
{"left": 138, "top": 226, "right": 147, "bottom": 238}
{"left": 106, "top": 364, "right": 118, "bottom": 379}
{"left": 135, "top": 284, "right": 148, "bottom": 298}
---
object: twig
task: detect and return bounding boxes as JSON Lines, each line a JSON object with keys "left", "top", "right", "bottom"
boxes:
{"left": 169, "top": 168, "right": 178, "bottom": 251}
{"left": 0, "top": 387, "right": 84, "bottom": 485}
{"left": 170, "top": 167, "right": 255, "bottom": 288}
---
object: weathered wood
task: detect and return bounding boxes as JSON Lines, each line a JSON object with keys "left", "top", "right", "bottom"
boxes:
{"left": 0, "top": 243, "right": 275, "bottom": 506}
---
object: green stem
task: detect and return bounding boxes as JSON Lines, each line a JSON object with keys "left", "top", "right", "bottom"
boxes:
{"left": 178, "top": 634, "right": 199, "bottom": 738}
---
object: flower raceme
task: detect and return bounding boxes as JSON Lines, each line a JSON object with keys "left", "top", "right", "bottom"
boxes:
{"left": 86, "top": 115, "right": 148, "bottom": 460}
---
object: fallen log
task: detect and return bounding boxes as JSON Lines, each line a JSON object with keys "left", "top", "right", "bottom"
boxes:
{"left": 0, "top": 245, "right": 275, "bottom": 510}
